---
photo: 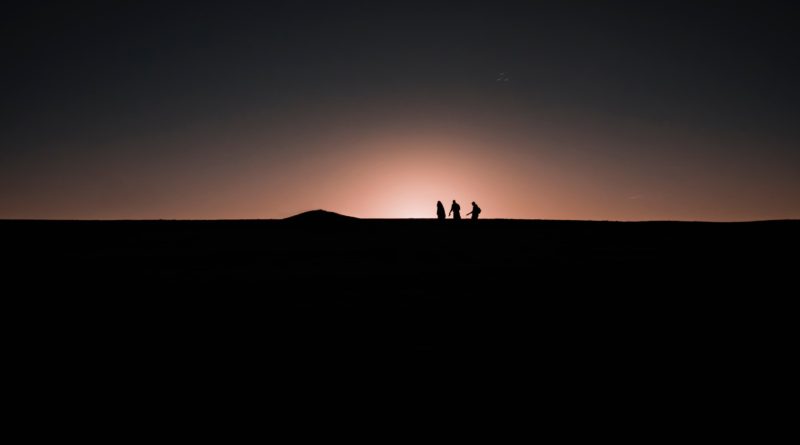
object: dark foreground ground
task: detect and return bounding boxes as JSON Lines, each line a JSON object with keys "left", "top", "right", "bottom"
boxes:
{"left": 4, "top": 214, "right": 797, "bottom": 432}
{"left": 5, "top": 214, "right": 796, "bottom": 347}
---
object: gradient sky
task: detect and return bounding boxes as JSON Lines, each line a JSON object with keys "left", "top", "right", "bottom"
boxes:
{"left": 2, "top": 0, "right": 799, "bottom": 220}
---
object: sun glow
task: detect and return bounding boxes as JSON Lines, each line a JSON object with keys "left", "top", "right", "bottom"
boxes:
{"left": 323, "top": 133, "right": 517, "bottom": 218}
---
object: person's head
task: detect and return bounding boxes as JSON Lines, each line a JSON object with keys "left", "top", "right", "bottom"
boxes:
{"left": 472, "top": 201, "right": 476, "bottom": 206}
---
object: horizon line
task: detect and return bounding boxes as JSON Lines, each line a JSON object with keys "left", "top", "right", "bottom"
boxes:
{"left": 1, "top": 217, "right": 797, "bottom": 224}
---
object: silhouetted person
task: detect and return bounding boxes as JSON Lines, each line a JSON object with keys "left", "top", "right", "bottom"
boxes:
{"left": 436, "top": 201, "right": 446, "bottom": 220}
{"left": 466, "top": 201, "right": 481, "bottom": 220}
{"left": 449, "top": 200, "right": 461, "bottom": 220}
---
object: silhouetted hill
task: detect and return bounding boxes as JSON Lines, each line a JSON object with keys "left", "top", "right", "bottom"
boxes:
{"left": 284, "top": 209, "right": 358, "bottom": 223}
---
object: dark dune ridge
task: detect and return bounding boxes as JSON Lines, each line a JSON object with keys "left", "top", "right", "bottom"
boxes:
{"left": 283, "top": 209, "right": 358, "bottom": 222}
{"left": 5, "top": 212, "right": 796, "bottom": 424}
{"left": 4, "top": 213, "right": 796, "bottom": 350}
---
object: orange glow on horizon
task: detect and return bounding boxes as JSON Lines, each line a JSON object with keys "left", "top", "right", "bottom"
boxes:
{"left": 1, "top": 105, "right": 799, "bottom": 221}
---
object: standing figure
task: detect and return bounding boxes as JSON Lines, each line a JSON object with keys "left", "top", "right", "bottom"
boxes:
{"left": 436, "top": 201, "right": 446, "bottom": 221}
{"left": 466, "top": 201, "right": 482, "bottom": 220}
{"left": 449, "top": 200, "right": 461, "bottom": 220}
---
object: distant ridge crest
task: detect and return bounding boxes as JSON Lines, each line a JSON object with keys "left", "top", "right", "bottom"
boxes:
{"left": 284, "top": 209, "right": 357, "bottom": 222}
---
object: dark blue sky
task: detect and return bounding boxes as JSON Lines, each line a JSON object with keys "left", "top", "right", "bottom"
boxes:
{"left": 2, "top": 1, "right": 799, "bottom": 219}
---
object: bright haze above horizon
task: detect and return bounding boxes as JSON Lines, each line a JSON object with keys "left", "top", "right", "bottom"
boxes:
{"left": 2, "top": 1, "right": 799, "bottom": 221}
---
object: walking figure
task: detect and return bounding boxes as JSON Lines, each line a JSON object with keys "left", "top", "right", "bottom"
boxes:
{"left": 466, "top": 201, "right": 482, "bottom": 220}
{"left": 436, "top": 201, "right": 446, "bottom": 220}
{"left": 449, "top": 200, "right": 461, "bottom": 220}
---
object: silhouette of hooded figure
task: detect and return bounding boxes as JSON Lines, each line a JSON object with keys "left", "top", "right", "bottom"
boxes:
{"left": 467, "top": 201, "right": 481, "bottom": 220}
{"left": 436, "top": 201, "right": 446, "bottom": 220}
{"left": 449, "top": 200, "right": 461, "bottom": 220}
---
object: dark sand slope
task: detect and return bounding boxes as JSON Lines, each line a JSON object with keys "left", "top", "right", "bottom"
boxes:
{"left": 3, "top": 213, "right": 797, "bottom": 352}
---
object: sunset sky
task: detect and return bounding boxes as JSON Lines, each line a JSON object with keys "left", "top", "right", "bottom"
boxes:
{"left": 2, "top": 1, "right": 799, "bottom": 220}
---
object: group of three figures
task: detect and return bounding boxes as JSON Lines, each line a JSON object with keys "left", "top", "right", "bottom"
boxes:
{"left": 436, "top": 200, "right": 481, "bottom": 220}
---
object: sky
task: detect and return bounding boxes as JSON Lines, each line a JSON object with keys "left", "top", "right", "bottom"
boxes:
{"left": 2, "top": 0, "right": 799, "bottom": 220}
